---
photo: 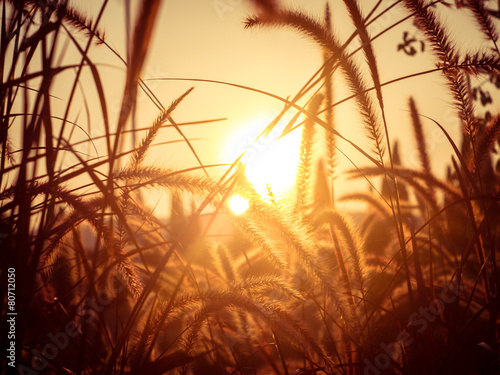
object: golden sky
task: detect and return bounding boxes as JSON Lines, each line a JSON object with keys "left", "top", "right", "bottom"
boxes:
{"left": 59, "top": 0, "right": 498, "bottom": 210}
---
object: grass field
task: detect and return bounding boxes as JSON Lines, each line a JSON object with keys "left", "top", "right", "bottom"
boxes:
{"left": 1, "top": 0, "right": 499, "bottom": 374}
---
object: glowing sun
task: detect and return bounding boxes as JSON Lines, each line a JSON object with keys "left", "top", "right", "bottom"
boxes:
{"left": 223, "top": 113, "right": 302, "bottom": 200}
{"left": 228, "top": 195, "right": 249, "bottom": 215}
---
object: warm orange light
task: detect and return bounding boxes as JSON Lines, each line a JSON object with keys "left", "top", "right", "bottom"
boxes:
{"left": 223, "top": 113, "right": 301, "bottom": 199}
{"left": 229, "top": 195, "right": 249, "bottom": 215}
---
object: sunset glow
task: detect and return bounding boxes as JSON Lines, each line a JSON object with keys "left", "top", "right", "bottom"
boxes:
{"left": 6, "top": 1, "right": 498, "bottom": 373}
{"left": 224, "top": 114, "right": 302, "bottom": 199}
{"left": 228, "top": 195, "right": 249, "bottom": 215}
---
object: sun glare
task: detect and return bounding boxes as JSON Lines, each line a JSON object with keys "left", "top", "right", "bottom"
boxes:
{"left": 223, "top": 114, "right": 302, "bottom": 199}
{"left": 229, "top": 195, "right": 249, "bottom": 215}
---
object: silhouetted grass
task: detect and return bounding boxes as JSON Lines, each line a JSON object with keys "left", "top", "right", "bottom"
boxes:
{"left": 1, "top": 1, "right": 499, "bottom": 374}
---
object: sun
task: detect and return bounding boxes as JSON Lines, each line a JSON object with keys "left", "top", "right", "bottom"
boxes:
{"left": 223, "top": 113, "right": 302, "bottom": 200}
{"left": 228, "top": 195, "right": 249, "bottom": 215}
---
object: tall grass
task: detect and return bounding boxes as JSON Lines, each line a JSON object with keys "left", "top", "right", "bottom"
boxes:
{"left": 1, "top": 0, "right": 499, "bottom": 374}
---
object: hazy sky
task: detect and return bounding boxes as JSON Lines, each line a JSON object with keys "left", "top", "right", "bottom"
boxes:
{"left": 62, "top": 0, "right": 498, "bottom": 208}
